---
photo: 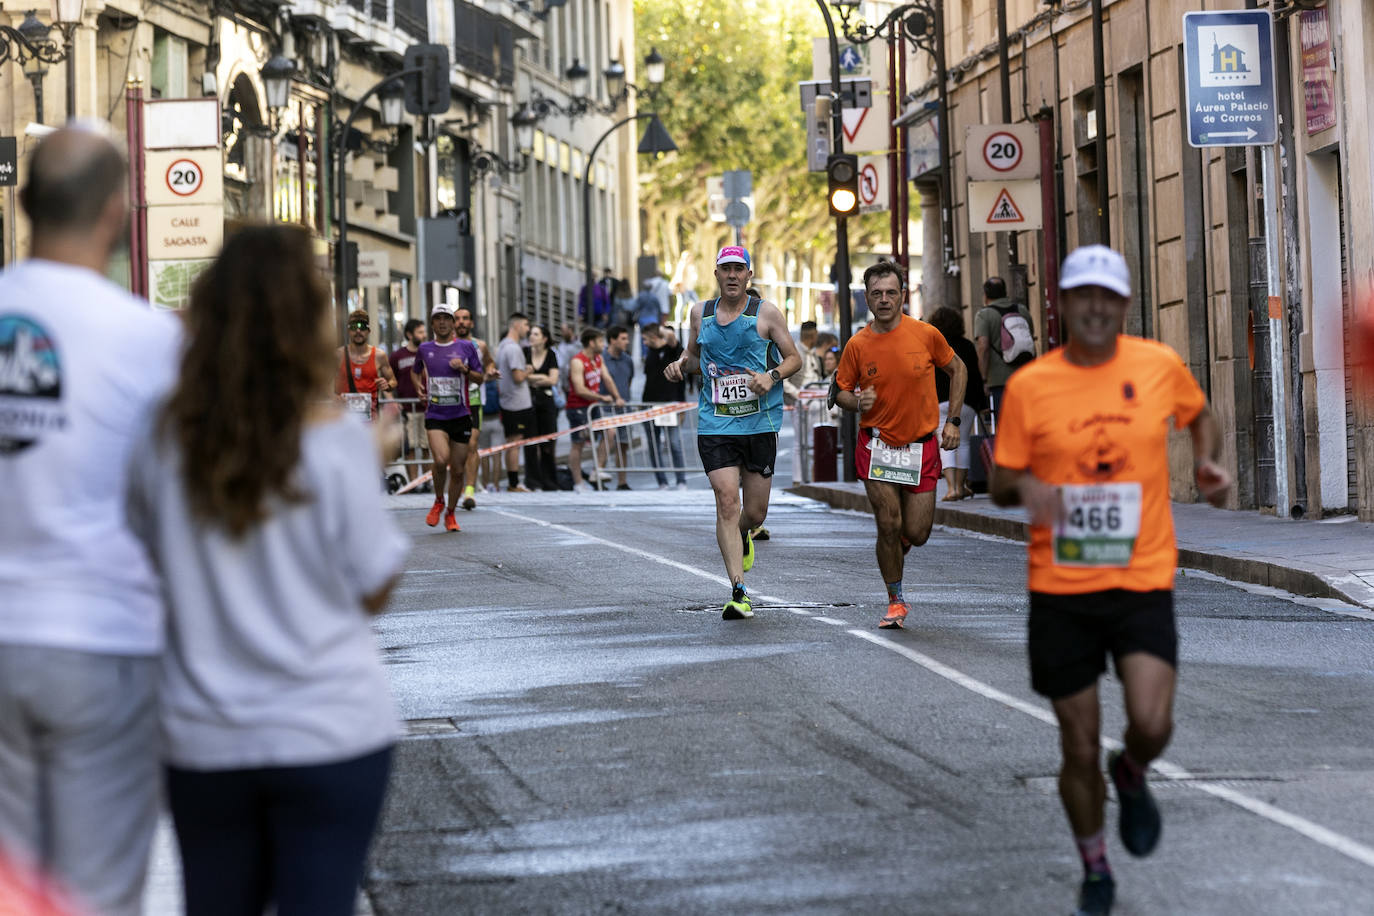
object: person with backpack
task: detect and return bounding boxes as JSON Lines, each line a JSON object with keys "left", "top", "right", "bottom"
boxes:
{"left": 973, "top": 276, "right": 1036, "bottom": 421}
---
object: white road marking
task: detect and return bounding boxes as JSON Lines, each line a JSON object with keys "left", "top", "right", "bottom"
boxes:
{"left": 492, "top": 507, "right": 1374, "bottom": 871}
{"left": 812, "top": 616, "right": 847, "bottom": 625}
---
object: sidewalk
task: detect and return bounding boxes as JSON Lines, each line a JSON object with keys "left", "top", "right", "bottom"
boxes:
{"left": 789, "top": 481, "right": 1374, "bottom": 612}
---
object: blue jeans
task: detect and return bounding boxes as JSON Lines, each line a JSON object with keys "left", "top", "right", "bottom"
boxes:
{"left": 648, "top": 421, "right": 688, "bottom": 486}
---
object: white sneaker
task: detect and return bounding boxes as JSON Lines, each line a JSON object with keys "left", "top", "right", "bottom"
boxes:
{"left": 658, "top": 483, "right": 671, "bottom": 490}
{"left": 676, "top": 482, "right": 689, "bottom": 490}
{"left": 573, "top": 481, "right": 591, "bottom": 493}
{"left": 595, "top": 470, "right": 613, "bottom": 482}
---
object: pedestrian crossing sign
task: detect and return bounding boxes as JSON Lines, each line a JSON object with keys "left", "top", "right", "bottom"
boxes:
{"left": 967, "top": 179, "right": 1043, "bottom": 233}
{"left": 986, "top": 188, "right": 1024, "bottom": 224}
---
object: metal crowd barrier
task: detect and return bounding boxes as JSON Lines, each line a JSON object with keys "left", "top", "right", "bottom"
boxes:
{"left": 792, "top": 384, "right": 839, "bottom": 484}
{"left": 585, "top": 401, "right": 703, "bottom": 487}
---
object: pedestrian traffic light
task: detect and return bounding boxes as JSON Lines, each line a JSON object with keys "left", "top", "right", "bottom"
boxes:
{"left": 827, "top": 153, "right": 859, "bottom": 218}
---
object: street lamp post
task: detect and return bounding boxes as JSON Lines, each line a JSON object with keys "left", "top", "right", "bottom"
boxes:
{"left": 816, "top": 0, "right": 857, "bottom": 480}
{"left": 831, "top": 0, "right": 956, "bottom": 309}
{"left": 335, "top": 67, "right": 420, "bottom": 340}
{"left": 581, "top": 112, "right": 676, "bottom": 327}
{"left": 2, "top": 8, "right": 81, "bottom": 124}
{"left": 514, "top": 47, "right": 668, "bottom": 322}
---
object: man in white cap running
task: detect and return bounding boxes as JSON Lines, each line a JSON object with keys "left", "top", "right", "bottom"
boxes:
{"left": 990, "top": 244, "right": 1231, "bottom": 916}
{"left": 665, "top": 246, "right": 801, "bottom": 620}
{"left": 411, "top": 303, "right": 485, "bottom": 532}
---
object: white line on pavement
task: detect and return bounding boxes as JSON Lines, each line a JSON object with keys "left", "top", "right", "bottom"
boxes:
{"left": 492, "top": 507, "right": 1374, "bottom": 872}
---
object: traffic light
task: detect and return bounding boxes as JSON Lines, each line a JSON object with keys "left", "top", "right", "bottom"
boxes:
{"left": 402, "top": 44, "right": 451, "bottom": 116}
{"left": 827, "top": 153, "right": 859, "bottom": 218}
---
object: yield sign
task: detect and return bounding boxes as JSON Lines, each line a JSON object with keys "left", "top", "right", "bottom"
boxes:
{"left": 986, "top": 188, "right": 1025, "bottom": 224}
{"left": 841, "top": 108, "right": 868, "bottom": 145}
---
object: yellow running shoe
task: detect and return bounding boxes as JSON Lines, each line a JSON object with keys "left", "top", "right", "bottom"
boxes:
{"left": 722, "top": 585, "right": 753, "bottom": 620}
{"left": 741, "top": 529, "right": 755, "bottom": 573}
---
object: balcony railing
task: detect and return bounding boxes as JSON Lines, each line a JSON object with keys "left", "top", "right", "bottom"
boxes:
{"left": 394, "top": 0, "right": 428, "bottom": 40}
{"left": 454, "top": 1, "right": 514, "bottom": 85}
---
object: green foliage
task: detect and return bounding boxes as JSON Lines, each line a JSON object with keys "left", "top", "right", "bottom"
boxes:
{"left": 635, "top": 0, "right": 887, "bottom": 290}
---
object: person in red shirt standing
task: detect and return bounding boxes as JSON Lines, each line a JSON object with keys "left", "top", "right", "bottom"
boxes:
{"left": 335, "top": 309, "right": 396, "bottom": 419}
{"left": 991, "top": 245, "right": 1231, "bottom": 916}
{"left": 565, "top": 327, "right": 622, "bottom": 492}
{"left": 834, "top": 261, "right": 966, "bottom": 629}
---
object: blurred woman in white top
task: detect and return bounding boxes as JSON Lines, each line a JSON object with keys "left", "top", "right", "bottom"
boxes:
{"left": 129, "top": 224, "right": 408, "bottom": 916}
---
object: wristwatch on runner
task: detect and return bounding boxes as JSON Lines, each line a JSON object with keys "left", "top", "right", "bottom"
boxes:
{"left": 768, "top": 368, "right": 781, "bottom": 383}
{"left": 947, "top": 415, "right": 961, "bottom": 427}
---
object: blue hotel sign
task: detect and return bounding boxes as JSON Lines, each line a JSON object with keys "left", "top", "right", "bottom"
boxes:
{"left": 1183, "top": 10, "right": 1277, "bottom": 147}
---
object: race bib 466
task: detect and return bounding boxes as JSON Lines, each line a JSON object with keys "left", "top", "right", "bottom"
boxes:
{"left": 1053, "top": 482, "right": 1142, "bottom": 567}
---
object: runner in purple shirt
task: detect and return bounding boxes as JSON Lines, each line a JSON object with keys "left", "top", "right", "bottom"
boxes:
{"left": 411, "top": 304, "right": 484, "bottom": 531}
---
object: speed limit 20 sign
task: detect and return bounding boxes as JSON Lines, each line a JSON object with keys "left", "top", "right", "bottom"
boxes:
{"left": 965, "top": 124, "right": 1039, "bottom": 181}
{"left": 144, "top": 149, "right": 223, "bottom": 206}
{"left": 165, "top": 158, "right": 204, "bottom": 197}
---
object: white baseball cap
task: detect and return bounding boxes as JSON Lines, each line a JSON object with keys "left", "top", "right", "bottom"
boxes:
{"left": 1060, "top": 244, "right": 1131, "bottom": 298}
{"left": 431, "top": 303, "right": 455, "bottom": 318}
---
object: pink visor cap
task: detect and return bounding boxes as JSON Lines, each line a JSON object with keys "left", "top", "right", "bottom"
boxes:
{"left": 715, "top": 246, "right": 751, "bottom": 268}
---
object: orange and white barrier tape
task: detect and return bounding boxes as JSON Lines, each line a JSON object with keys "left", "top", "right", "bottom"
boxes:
{"left": 393, "top": 401, "right": 695, "bottom": 495}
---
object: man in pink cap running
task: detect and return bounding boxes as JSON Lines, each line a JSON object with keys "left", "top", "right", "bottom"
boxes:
{"left": 665, "top": 246, "right": 801, "bottom": 619}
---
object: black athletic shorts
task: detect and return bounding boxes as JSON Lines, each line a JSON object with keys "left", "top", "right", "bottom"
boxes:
{"left": 697, "top": 432, "right": 778, "bottom": 477}
{"left": 424, "top": 414, "right": 473, "bottom": 444}
{"left": 1027, "top": 589, "right": 1177, "bottom": 700}
{"left": 501, "top": 407, "right": 535, "bottom": 439}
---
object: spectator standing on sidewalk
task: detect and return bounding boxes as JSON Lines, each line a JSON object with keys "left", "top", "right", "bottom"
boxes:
{"left": 928, "top": 306, "right": 988, "bottom": 501}
{"left": 388, "top": 318, "right": 427, "bottom": 465}
{"left": 602, "top": 325, "right": 635, "bottom": 490}
{"left": 642, "top": 323, "right": 689, "bottom": 489}
{"left": 524, "top": 324, "right": 561, "bottom": 490}
{"left": 990, "top": 245, "right": 1231, "bottom": 916}
{"left": 129, "top": 224, "right": 406, "bottom": 916}
{"left": 496, "top": 312, "right": 534, "bottom": 492}
{"left": 632, "top": 282, "right": 662, "bottom": 357}
{"left": 782, "top": 320, "right": 822, "bottom": 404}
{"left": 566, "top": 327, "right": 621, "bottom": 492}
{"left": 0, "top": 127, "right": 182, "bottom": 916}
{"left": 974, "top": 276, "right": 1035, "bottom": 420}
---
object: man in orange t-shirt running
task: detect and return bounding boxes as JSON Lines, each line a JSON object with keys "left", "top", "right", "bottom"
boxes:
{"left": 835, "top": 261, "right": 966, "bottom": 629}
{"left": 990, "top": 245, "right": 1231, "bottom": 916}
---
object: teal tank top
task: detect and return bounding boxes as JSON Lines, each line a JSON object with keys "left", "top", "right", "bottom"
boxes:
{"left": 697, "top": 296, "right": 782, "bottom": 435}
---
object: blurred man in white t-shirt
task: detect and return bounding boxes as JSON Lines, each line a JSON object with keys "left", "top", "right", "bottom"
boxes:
{"left": 0, "top": 128, "right": 181, "bottom": 915}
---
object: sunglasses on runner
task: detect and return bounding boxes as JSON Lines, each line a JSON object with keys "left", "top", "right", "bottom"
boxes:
{"left": 348, "top": 321, "right": 369, "bottom": 330}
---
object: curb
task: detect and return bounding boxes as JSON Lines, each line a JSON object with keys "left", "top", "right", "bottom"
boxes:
{"left": 788, "top": 483, "right": 1372, "bottom": 611}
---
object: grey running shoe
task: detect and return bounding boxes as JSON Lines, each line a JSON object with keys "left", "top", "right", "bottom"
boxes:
{"left": 1108, "top": 749, "right": 1161, "bottom": 857}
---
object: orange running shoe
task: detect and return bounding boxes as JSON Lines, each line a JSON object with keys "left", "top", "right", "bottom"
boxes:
{"left": 444, "top": 511, "right": 460, "bottom": 532}
{"left": 425, "top": 499, "right": 444, "bottom": 527}
{"left": 879, "top": 600, "right": 909, "bottom": 629}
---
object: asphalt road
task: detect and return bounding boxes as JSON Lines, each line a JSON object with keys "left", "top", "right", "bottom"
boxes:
{"left": 364, "top": 476, "right": 1374, "bottom": 915}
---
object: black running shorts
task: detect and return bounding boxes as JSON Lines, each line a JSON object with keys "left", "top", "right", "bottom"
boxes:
{"left": 500, "top": 407, "right": 536, "bottom": 439}
{"left": 697, "top": 432, "right": 778, "bottom": 477}
{"left": 424, "top": 415, "right": 473, "bottom": 444}
{"left": 1027, "top": 589, "right": 1177, "bottom": 700}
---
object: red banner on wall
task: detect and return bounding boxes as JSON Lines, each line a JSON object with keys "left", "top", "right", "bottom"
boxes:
{"left": 1300, "top": 8, "right": 1336, "bottom": 135}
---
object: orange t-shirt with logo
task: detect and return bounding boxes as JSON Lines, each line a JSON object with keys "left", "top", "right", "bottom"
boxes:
{"left": 834, "top": 315, "right": 955, "bottom": 446}
{"left": 994, "top": 337, "right": 1206, "bottom": 595}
